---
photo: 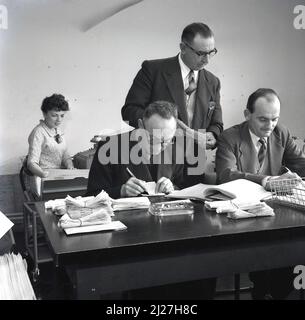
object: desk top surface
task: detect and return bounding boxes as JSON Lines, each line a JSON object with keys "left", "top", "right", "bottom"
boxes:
{"left": 35, "top": 200, "right": 305, "bottom": 258}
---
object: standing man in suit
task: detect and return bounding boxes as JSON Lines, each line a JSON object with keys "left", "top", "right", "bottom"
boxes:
{"left": 122, "top": 22, "right": 222, "bottom": 183}
{"left": 216, "top": 88, "right": 305, "bottom": 299}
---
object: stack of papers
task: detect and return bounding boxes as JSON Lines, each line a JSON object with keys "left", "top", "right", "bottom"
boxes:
{"left": 0, "top": 253, "right": 36, "bottom": 300}
{"left": 58, "top": 209, "right": 113, "bottom": 229}
{"left": 58, "top": 191, "right": 115, "bottom": 230}
{"left": 205, "top": 200, "right": 274, "bottom": 219}
{"left": 112, "top": 197, "right": 150, "bottom": 211}
{"left": 45, "top": 191, "right": 128, "bottom": 235}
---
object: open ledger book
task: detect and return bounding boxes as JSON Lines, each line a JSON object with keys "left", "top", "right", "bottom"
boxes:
{"left": 166, "top": 179, "right": 272, "bottom": 203}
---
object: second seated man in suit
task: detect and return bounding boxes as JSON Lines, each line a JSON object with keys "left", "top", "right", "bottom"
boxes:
{"left": 216, "top": 88, "right": 305, "bottom": 299}
{"left": 87, "top": 100, "right": 216, "bottom": 299}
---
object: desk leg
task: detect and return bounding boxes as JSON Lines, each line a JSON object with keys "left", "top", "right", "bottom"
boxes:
{"left": 234, "top": 274, "right": 240, "bottom": 300}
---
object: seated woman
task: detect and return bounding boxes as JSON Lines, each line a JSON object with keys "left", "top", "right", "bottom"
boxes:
{"left": 27, "top": 93, "right": 74, "bottom": 197}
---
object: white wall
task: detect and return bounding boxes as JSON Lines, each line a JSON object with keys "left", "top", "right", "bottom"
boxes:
{"left": 1, "top": 0, "right": 304, "bottom": 175}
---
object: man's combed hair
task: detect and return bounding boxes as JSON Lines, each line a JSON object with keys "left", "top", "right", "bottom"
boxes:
{"left": 143, "top": 101, "right": 178, "bottom": 120}
{"left": 41, "top": 94, "right": 69, "bottom": 113}
{"left": 246, "top": 88, "right": 280, "bottom": 113}
{"left": 181, "top": 22, "right": 214, "bottom": 44}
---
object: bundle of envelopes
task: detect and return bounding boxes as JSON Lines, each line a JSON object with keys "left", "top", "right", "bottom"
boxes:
{"left": 57, "top": 191, "right": 114, "bottom": 229}
{"left": 205, "top": 200, "right": 274, "bottom": 219}
{"left": 44, "top": 191, "right": 152, "bottom": 235}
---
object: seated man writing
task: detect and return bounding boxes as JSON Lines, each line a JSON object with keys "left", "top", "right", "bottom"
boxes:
{"left": 216, "top": 88, "right": 305, "bottom": 299}
{"left": 86, "top": 100, "right": 216, "bottom": 299}
{"left": 86, "top": 100, "right": 184, "bottom": 198}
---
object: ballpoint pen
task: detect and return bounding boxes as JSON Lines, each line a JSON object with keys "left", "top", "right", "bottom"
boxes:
{"left": 126, "top": 167, "right": 135, "bottom": 178}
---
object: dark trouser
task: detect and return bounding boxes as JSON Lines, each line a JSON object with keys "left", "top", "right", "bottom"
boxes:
{"left": 129, "top": 278, "right": 217, "bottom": 300}
{"left": 249, "top": 267, "right": 294, "bottom": 300}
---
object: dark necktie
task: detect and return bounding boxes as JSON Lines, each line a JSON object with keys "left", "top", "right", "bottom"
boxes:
{"left": 258, "top": 138, "right": 267, "bottom": 167}
{"left": 185, "top": 70, "right": 197, "bottom": 96}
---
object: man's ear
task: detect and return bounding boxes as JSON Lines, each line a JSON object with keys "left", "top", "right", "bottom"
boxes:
{"left": 138, "top": 118, "right": 144, "bottom": 129}
{"left": 244, "top": 109, "right": 251, "bottom": 121}
{"left": 180, "top": 42, "right": 186, "bottom": 54}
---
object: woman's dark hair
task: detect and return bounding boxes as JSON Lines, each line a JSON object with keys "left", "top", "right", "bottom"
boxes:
{"left": 41, "top": 94, "right": 69, "bottom": 113}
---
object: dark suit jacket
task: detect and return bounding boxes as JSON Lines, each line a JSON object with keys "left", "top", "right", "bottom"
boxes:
{"left": 86, "top": 131, "right": 184, "bottom": 198}
{"left": 216, "top": 121, "right": 305, "bottom": 184}
{"left": 121, "top": 56, "right": 223, "bottom": 137}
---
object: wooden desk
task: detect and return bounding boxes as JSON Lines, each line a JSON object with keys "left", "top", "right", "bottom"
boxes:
{"left": 35, "top": 201, "right": 305, "bottom": 299}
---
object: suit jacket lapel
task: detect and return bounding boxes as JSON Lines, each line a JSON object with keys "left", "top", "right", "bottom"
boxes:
{"left": 125, "top": 136, "right": 153, "bottom": 181}
{"left": 268, "top": 129, "right": 285, "bottom": 176}
{"left": 163, "top": 56, "right": 188, "bottom": 124}
{"left": 192, "top": 69, "right": 216, "bottom": 130}
{"left": 238, "top": 123, "right": 258, "bottom": 173}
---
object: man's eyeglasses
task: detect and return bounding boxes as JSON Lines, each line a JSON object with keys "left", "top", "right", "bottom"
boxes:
{"left": 142, "top": 126, "right": 175, "bottom": 148}
{"left": 183, "top": 42, "right": 218, "bottom": 58}
{"left": 148, "top": 135, "right": 175, "bottom": 148}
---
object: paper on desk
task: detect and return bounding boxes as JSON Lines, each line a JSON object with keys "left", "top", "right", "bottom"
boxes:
{"left": 65, "top": 190, "right": 111, "bottom": 208}
{"left": 112, "top": 197, "right": 150, "bottom": 211}
{"left": 0, "top": 210, "right": 14, "bottom": 240}
{"left": 227, "top": 203, "right": 275, "bottom": 219}
{"left": 145, "top": 181, "right": 165, "bottom": 196}
{"left": 205, "top": 200, "right": 274, "bottom": 219}
{"left": 64, "top": 221, "right": 127, "bottom": 235}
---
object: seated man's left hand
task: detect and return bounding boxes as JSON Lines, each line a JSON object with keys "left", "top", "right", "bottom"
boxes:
{"left": 155, "top": 177, "right": 174, "bottom": 194}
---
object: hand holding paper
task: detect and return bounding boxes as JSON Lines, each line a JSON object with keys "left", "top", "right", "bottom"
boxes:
{"left": 155, "top": 177, "right": 174, "bottom": 194}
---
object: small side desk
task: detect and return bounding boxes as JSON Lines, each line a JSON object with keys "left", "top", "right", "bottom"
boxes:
{"left": 35, "top": 201, "right": 305, "bottom": 299}
{"left": 40, "top": 169, "right": 89, "bottom": 200}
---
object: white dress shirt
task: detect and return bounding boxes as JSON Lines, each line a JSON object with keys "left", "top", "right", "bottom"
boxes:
{"left": 178, "top": 53, "right": 199, "bottom": 90}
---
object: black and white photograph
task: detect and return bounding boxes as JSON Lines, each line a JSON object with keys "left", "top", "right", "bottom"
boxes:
{"left": 0, "top": 0, "right": 305, "bottom": 307}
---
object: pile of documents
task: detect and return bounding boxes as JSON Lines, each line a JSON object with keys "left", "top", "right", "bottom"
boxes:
{"left": 205, "top": 200, "right": 274, "bottom": 219}
{"left": 57, "top": 191, "right": 114, "bottom": 229}
{"left": 45, "top": 191, "right": 131, "bottom": 235}
{"left": 0, "top": 253, "right": 36, "bottom": 300}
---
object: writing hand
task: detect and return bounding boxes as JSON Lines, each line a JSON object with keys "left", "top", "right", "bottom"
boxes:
{"left": 155, "top": 177, "right": 174, "bottom": 194}
{"left": 121, "top": 177, "right": 149, "bottom": 197}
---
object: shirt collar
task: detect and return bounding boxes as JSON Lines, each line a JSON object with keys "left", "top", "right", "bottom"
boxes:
{"left": 40, "top": 120, "right": 62, "bottom": 137}
{"left": 178, "top": 53, "right": 199, "bottom": 83}
{"left": 248, "top": 128, "right": 267, "bottom": 148}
